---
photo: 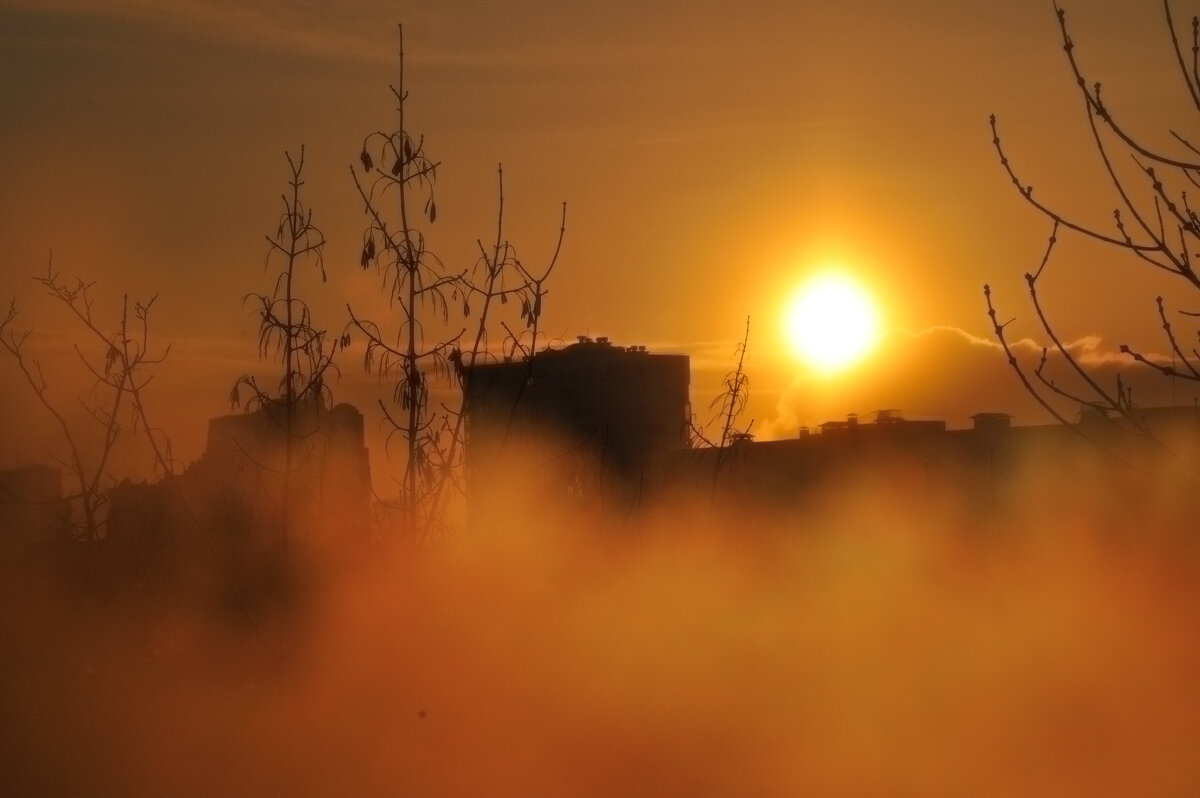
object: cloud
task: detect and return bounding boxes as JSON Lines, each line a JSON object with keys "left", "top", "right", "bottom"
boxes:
{"left": 0, "top": 0, "right": 732, "bottom": 72}
{"left": 756, "top": 326, "right": 1197, "bottom": 440}
{"left": 2, "top": 0, "right": 400, "bottom": 63}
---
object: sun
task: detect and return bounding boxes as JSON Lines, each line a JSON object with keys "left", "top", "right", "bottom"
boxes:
{"left": 783, "top": 272, "right": 881, "bottom": 374}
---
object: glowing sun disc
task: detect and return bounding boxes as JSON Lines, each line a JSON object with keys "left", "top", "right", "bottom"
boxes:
{"left": 784, "top": 273, "right": 880, "bottom": 373}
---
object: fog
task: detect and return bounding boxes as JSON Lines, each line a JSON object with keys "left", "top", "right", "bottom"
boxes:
{"left": 3, "top": 437, "right": 1200, "bottom": 796}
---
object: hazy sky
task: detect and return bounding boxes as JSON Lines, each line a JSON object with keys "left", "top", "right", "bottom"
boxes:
{"left": 2, "top": 0, "right": 1198, "bottom": 471}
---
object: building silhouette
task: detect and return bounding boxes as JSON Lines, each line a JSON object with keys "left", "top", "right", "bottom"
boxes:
{"left": 108, "top": 396, "right": 372, "bottom": 568}
{"left": 0, "top": 464, "right": 65, "bottom": 550}
{"left": 8, "top": 336, "right": 1197, "bottom": 560}
{"left": 463, "top": 336, "right": 690, "bottom": 501}
{"left": 665, "top": 404, "right": 1200, "bottom": 512}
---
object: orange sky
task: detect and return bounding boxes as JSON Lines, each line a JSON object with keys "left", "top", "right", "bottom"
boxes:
{"left": 2, "top": 0, "right": 1198, "bottom": 475}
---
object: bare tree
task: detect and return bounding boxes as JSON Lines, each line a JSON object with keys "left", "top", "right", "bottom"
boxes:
{"left": 345, "top": 25, "right": 464, "bottom": 538}
{"left": 346, "top": 28, "right": 569, "bottom": 539}
{"left": 0, "top": 260, "right": 171, "bottom": 549}
{"left": 429, "top": 165, "right": 566, "bottom": 520}
{"left": 231, "top": 146, "right": 338, "bottom": 552}
{"left": 988, "top": 1, "right": 1200, "bottom": 433}
{"left": 713, "top": 317, "right": 753, "bottom": 451}
{"left": 688, "top": 317, "right": 753, "bottom": 485}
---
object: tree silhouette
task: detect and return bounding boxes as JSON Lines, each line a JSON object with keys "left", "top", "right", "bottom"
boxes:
{"left": 230, "top": 147, "right": 338, "bottom": 552}
{"left": 688, "top": 317, "right": 753, "bottom": 485}
{"left": 988, "top": 1, "right": 1200, "bottom": 433}
{"left": 428, "top": 165, "right": 566, "bottom": 524}
{"left": 713, "top": 317, "right": 753, "bottom": 452}
{"left": 0, "top": 260, "right": 171, "bottom": 549}
{"left": 345, "top": 25, "right": 464, "bottom": 538}
{"left": 346, "top": 28, "right": 567, "bottom": 539}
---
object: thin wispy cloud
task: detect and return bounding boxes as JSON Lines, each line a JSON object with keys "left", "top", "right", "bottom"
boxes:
{"left": 896, "top": 324, "right": 1163, "bottom": 367}
{"left": 2, "top": 0, "right": 401, "bottom": 63}
{"left": 756, "top": 323, "right": 1185, "bottom": 440}
{"left": 1, "top": 0, "right": 740, "bottom": 71}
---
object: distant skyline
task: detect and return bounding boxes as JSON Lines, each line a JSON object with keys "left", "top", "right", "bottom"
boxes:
{"left": 2, "top": 0, "right": 1197, "bottom": 472}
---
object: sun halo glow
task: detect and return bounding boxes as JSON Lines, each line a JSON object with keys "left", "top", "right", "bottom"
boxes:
{"left": 784, "top": 272, "right": 880, "bottom": 374}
